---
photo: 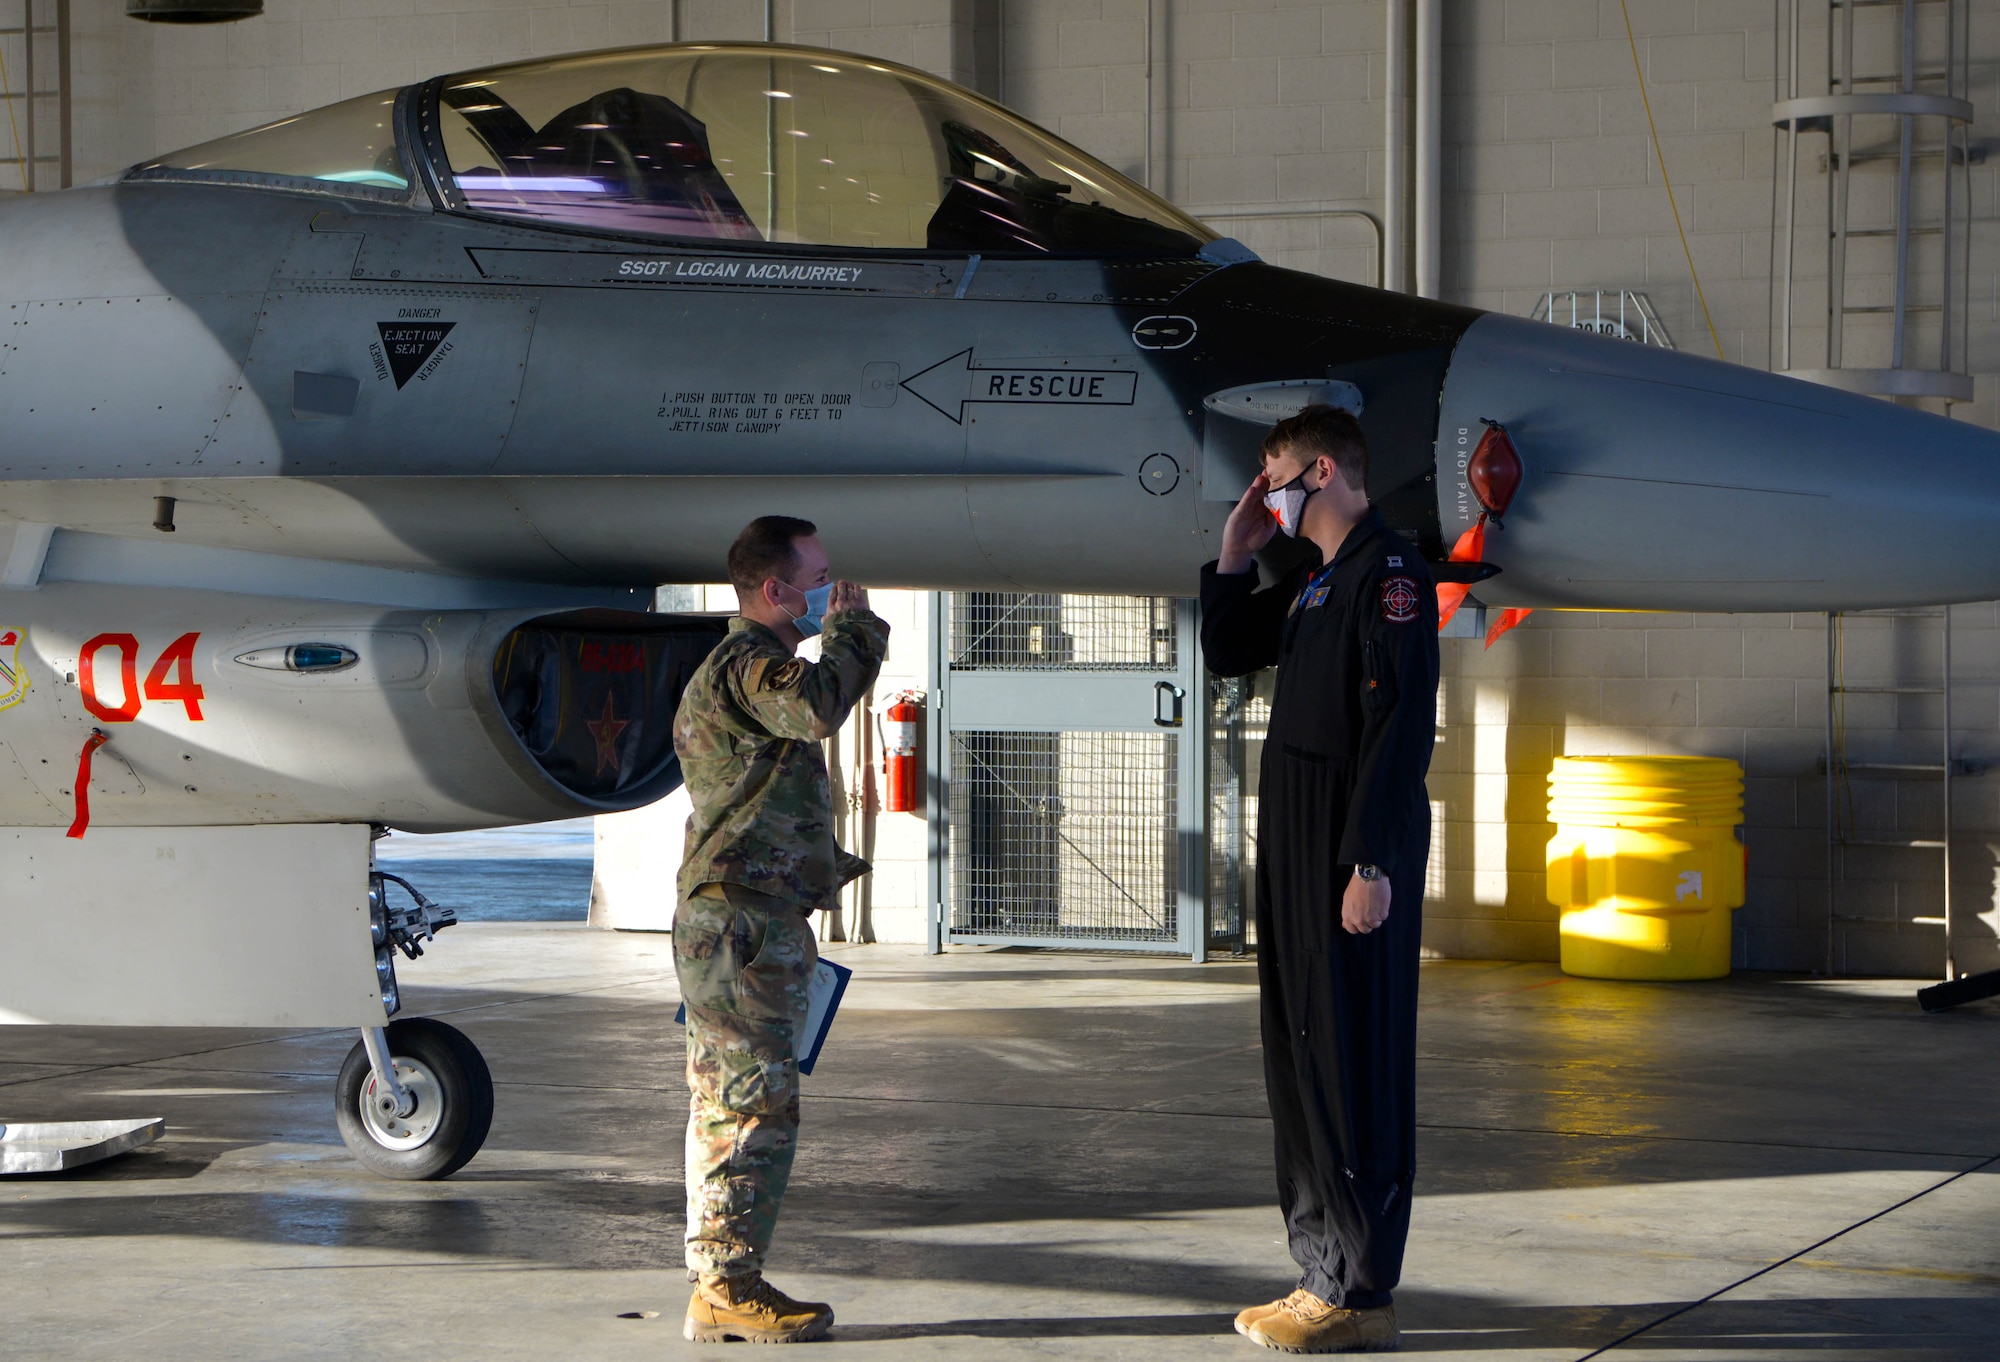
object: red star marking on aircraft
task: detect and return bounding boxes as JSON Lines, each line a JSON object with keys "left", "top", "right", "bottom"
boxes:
{"left": 585, "top": 692, "right": 630, "bottom": 777}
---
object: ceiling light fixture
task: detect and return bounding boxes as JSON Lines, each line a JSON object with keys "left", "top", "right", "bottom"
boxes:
{"left": 127, "top": 0, "right": 262, "bottom": 20}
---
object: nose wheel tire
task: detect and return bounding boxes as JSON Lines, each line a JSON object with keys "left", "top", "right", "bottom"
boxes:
{"left": 334, "top": 1017, "right": 494, "bottom": 1180}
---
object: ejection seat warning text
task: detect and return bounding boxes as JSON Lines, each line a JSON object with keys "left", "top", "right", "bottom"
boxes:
{"left": 372, "top": 320, "right": 457, "bottom": 390}
{"left": 657, "top": 391, "right": 853, "bottom": 434}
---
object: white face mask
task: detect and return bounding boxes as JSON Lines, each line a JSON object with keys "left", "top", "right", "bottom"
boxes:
{"left": 1262, "top": 467, "right": 1320, "bottom": 537}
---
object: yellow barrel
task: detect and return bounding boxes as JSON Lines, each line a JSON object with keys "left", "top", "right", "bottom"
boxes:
{"left": 1545, "top": 756, "right": 1745, "bottom": 980}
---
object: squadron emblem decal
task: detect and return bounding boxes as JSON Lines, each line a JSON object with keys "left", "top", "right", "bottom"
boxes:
{"left": 1380, "top": 577, "right": 1421, "bottom": 624}
{"left": 0, "top": 628, "right": 26, "bottom": 711}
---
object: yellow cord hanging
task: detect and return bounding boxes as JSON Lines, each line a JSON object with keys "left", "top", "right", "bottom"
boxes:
{"left": 0, "top": 24, "right": 26, "bottom": 192}
{"left": 1620, "top": 0, "right": 1723, "bottom": 361}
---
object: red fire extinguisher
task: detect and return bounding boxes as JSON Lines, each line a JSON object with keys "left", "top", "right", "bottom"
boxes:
{"left": 881, "top": 690, "right": 923, "bottom": 814}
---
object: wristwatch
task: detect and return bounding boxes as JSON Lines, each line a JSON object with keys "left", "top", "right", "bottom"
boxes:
{"left": 1355, "top": 864, "right": 1382, "bottom": 882}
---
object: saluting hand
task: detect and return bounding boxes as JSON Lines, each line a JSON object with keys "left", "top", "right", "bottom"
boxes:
{"left": 1341, "top": 872, "right": 1391, "bottom": 935}
{"left": 1218, "top": 471, "right": 1277, "bottom": 574}
{"left": 828, "top": 580, "right": 867, "bottom": 614}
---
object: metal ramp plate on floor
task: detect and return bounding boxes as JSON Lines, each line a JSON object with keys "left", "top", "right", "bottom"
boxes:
{"left": 0, "top": 1118, "right": 165, "bottom": 1174}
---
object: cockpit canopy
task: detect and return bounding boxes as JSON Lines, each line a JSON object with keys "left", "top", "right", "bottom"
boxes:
{"left": 129, "top": 44, "right": 1215, "bottom": 257}
{"left": 132, "top": 89, "right": 410, "bottom": 197}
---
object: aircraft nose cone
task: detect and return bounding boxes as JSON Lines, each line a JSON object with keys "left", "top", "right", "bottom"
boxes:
{"left": 1436, "top": 314, "right": 2000, "bottom": 612}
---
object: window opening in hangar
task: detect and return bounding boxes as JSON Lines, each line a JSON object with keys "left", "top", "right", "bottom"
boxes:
{"left": 935, "top": 592, "right": 1242, "bottom": 958}
{"left": 428, "top": 47, "right": 1211, "bottom": 255}
{"left": 131, "top": 88, "right": 408, "bottom": 195}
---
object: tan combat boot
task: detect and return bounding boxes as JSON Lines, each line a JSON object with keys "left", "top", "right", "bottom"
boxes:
{"left": 1235, "top": 1289, "right": 1321, "bottom": 1338}
{"left": 1241, "top": 1289, "right": 1398, "bottom": 1353}
{"left": 683, "top": 1272, "right": 834, "bottom": 1344}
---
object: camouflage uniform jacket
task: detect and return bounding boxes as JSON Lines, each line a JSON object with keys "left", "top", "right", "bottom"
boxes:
{"left": 674, "top": 611, "right": 889, "bottom": 912}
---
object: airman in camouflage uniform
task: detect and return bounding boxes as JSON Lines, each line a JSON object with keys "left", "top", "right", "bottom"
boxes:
{"left": 672, "top": 515, "right": 886, "bottom": 1344}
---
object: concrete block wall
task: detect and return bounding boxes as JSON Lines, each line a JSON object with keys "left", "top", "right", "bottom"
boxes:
{"left": 794, "top": 0, "right": 993, "bottom": 92}
{"left": 989, "top": 2, "right": 2000, "bottom": 425}
{"left": 824, "top": 586, "right": 934, "bottom": 946}
{"left": 993, "top": 1, "right": 1392, "bottom": 230}
{"left": 1426, "top": 606, "right": 2000, "bottom": 975}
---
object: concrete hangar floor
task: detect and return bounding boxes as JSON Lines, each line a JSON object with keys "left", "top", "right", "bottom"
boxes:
{"left": 3, "top": 925, "right": 1997, "bottom": 1361}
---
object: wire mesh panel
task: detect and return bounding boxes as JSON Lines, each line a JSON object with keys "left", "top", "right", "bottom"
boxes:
{"left": 950, "top": 592, "right": 1176, "bottom": 671}
{"left": 937, "top": 592, "right": 1201, "bottom": 953}
{"left": 1207, "top": 673, "right": 1269, "bottom": 953}
{"left": 948, "top": 730, "right": 1179, "bottom": 943}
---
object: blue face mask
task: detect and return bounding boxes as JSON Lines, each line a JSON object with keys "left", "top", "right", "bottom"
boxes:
{"left": 785, "top": 582, "right": 835, "bottom": 638}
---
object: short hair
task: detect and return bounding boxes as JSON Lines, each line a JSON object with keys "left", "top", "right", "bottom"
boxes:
{"left": 1261, "top": 404, "right": 1368, "bottom": 491}
{"left": 725, "top": 515, "right": 818, "bottom": 596}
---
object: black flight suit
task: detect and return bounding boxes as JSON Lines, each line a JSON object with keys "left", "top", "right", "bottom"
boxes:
{"left": 1199, "top": 507, "right": 1440, "bottom": 1309}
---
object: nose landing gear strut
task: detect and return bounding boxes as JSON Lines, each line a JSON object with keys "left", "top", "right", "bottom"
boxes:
{"left": 333, "top": 869, "right": 494, "bottom": 1180}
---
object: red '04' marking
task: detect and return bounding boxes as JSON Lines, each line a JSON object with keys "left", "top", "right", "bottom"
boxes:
{"left": 79, "top": 634, "right": 140, "bottom": 723}
{"left": 580, "top": 641, "right": 645, "bottom": 674}
{"left": 79, "top": 632, "right": 205, "bottom": 722}
{"left": 144, "top": 633, "right": 206, "bottom": 721}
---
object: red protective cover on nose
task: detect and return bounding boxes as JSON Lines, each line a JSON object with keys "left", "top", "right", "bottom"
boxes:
{"left": 1468, "top": 423, "right": 1523, "bottom": 520}
{"left": 1435, "top": 519, "right": 1485, "bottom": 629}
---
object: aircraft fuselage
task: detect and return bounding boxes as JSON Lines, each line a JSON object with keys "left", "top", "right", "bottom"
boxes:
{"left": 7, "top": 178, "right": 1999, "bottom": 613}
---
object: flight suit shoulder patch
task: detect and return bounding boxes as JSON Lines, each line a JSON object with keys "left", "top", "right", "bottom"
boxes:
{"left": 740, "top": 653, "right": 809, "bottom": 694}
{"left": 1380, "top": 575, "right": 1421, "bottom": 624}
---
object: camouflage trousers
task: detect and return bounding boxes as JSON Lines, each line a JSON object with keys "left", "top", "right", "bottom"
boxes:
{"left": 673, "top": 880, "right": 818, "bottom": 1280}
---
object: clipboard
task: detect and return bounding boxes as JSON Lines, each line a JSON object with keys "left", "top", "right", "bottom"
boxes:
{"left": 674, "top": 957, "right": 853, "bottom": 1077}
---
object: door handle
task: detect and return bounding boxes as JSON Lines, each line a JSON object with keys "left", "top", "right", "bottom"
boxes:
{"left": 1154, "top": 681, "right": 1185, "bottom": 728}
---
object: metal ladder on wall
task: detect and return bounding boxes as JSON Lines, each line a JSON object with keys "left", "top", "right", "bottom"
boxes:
{"left": 1771, "top": 0, "right": 1974, "bottom": 405}
{"left": 1825, "top": 607, "right": 1959, "bottom": 979}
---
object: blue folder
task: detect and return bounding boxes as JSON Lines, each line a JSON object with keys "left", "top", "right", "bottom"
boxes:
{"left": 675, "top": 957, "right": 853, "bottom": 1076}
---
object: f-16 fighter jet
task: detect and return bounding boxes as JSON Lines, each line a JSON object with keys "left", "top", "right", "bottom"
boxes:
{"left": 1, "top": 43, "right": 1992, "bottom": 1176}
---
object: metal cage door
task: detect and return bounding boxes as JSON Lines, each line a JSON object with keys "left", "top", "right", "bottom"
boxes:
{"left": 927, "top": 593, "right": 1206, "bottom": 959}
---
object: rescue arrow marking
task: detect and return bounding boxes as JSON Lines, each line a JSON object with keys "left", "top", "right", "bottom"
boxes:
{"left": 899, "top": 349, "right": 1138, "bottom": 424}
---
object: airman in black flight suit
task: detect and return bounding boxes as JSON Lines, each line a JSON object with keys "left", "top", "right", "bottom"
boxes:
{"left": 1199, "top": 405, "right": 1440, "bottom": 1354}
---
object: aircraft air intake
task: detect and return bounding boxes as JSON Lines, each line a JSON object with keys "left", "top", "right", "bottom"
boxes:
{"left": 0, "top": 586, "right": 724, "bottom": 836}
{"left": 488, "top": 611, "right": 724, "bottom": 803}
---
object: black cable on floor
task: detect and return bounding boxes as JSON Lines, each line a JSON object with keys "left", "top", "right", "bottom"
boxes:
{"left": 1575, "top": 1150, "right": 2000, "bottom": 1360}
